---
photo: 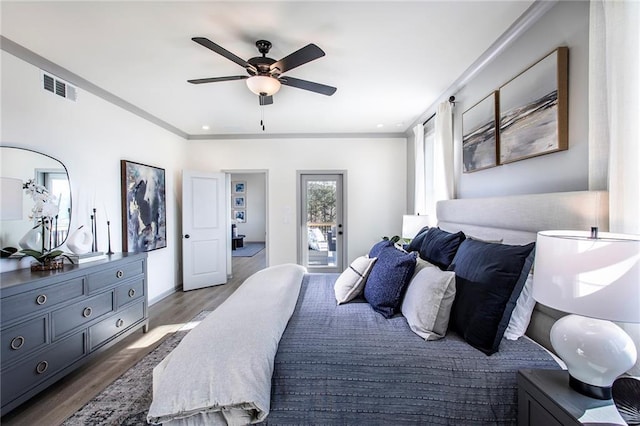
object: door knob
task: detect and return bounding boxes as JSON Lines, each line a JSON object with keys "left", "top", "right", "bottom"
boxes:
{"left": 184, "top": 234, "right": 190, "bottom": 239}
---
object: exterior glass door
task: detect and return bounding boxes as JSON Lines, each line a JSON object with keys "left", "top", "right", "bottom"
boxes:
{"left": 300, "top": 173, "right": 344, "bottom": 273}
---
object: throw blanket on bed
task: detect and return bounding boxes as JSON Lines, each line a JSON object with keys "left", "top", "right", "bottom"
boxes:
{"left": 261, "top": 273, "right": 561, "bottom": 425}
{"left": 147, "top": 263, "right": 306, "bottom": 426}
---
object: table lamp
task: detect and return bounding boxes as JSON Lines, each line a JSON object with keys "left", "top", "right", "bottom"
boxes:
{"left": 401, "top": 214, "right": 430, "bottom": 240}
{"left": 533, "top": 229, "right": 640, "bottom": 400}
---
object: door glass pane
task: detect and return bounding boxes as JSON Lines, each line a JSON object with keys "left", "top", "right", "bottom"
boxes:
{"left": 306, "top": 179, "right": 337, "bottom": 268}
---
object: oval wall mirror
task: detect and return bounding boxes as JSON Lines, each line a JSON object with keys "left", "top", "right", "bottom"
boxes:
{"left": 0, "top": 146, "right": 72, "bottom": 256}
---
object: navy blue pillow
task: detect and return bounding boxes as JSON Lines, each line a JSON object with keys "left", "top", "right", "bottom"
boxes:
{"left": 364, "top": 246, "right": 417, "bottom": 318}
{"left": 419, "top": 227, "right": 466, "bottom": 270}
{"left": 448, "top": 239, "right": 535, "bottom": 355}
{"left": 368, "top": 239, "right": 392, "bottom": 258}
{"left": 406, "top": 226, "right": 430, "bottom": 253}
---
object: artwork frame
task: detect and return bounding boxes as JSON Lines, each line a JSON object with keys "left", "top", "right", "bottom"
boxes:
{"left": 120, "top": 160, "right": 167, "bottom": 252}
{"left": 233, "top": 196, "right": 246, "bottom": 208}
{"left": 499, "top": 46, "right": 568, "bottom": 164}
{"left": 232, "top": 181, "right": 246, "bottom": 194}
{"left": 234, "top": 209, "right": 246, "bottom": 223}
{"left": 462, "top": 91, "right": 500, "bottom": 173}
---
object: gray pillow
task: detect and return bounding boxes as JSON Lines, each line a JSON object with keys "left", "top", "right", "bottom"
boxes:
{"left": 334, "top": 255, "right": 377, "bottom": 304}
{"left": 401, "top": 262, "right": 456, "bottom": 340}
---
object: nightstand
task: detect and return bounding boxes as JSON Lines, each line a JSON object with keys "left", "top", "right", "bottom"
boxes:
{"left": 517, "top": 369, "right": 627, "bottom": 425}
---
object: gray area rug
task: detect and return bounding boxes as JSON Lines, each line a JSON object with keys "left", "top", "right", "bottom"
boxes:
{"left": 63, "top": 311, "right": 210, "bottom": 426}
{"left": 231, "top": 242, "right": 265, "bottom": 257}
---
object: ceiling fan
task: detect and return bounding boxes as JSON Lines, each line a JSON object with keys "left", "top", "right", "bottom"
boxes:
{"left": 188, "top": 37, "right": 337, "bottom": 105}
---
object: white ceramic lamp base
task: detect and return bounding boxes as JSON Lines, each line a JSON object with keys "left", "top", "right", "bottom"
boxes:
{"left": 551, "top": 314, "right": 638, "bottom": 399}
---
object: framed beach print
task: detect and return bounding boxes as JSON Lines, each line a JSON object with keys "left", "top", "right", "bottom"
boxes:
{"left": 499, "top": 47, "right": 568, "bottom": 164}
{"left": 232, "top": 181, "right": 246, "bottom": 194}
{"left": 120, "top": 160, "right": 167, "bottom": 252}
{"left": 462, "top": 91, "right": 499, "bottom": 173}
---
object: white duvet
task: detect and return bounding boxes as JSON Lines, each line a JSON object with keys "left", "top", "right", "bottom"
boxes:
{"left": 147, "top": 263, "right": 306, "bottom": 425}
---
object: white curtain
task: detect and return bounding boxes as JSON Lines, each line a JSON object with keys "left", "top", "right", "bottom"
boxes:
{"left": 412, "top": 123, "right": 426, "bottom": 215}
{"left": 589, "top": 0, "right": 640, "bottom": 376}
{"left": 589, "top": 0, "right": 640, "bottom": 234}
{"left": 433, "top": 101, "right": 454, "bottom": 202}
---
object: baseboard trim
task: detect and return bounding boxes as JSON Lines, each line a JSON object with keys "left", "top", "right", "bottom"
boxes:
{"left": 149, "top": 285, "right": 181, "bottom": 306}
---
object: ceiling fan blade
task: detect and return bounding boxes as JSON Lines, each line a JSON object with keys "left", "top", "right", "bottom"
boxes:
{"left": 259, "top": 95, "right": 273, "bottom": 106}
{"left": 187, "top": 75, "right": 248, "bottom": 84}
{"left": 280, "top": 76, "right": 337, "bottom": 96}
{"left": 192, "top": 37, "right": 257, "bottom": 73}
{"left": 270, "top": 44, "right": 325, "bottom": 75}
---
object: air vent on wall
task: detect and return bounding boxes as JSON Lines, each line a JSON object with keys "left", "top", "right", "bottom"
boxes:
{"left": 41, "top": 71, "right": 77, "bottom": 102}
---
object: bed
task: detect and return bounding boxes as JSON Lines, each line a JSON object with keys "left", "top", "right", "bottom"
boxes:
{"left": 147, "top": 190, "right": 609, "bottom": 426}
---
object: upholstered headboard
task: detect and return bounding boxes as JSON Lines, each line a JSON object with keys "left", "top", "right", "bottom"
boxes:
{"left": 436, "top": 190, "right": 609, "bottom": 352}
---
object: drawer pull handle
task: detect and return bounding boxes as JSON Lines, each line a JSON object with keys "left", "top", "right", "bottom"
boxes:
{"left": 10, "top": 336, "right": 25, "bottom": 350}
{"left": 116, "top": 318, "right": 124, "bottom": 328}
{"left": 116, "top": 270, "right": 124, "bottom": 279}
{"left": 128, "top": 288, "right": 136, "bottom": 298}
{"left": 36, "top": 361, "right": 49, "bottom": 374}
{"left": 36, "top": 294, "right": 47, "bottom": 305}
{"left": 83, "top": 307, "right": 93, "bottom": 318}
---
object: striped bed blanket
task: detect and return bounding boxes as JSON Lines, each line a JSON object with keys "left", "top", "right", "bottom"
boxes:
{"left": 262, "top": 273, "right": 561, "bottom": 425}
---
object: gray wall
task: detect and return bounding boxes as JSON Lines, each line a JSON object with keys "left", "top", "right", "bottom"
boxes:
{"left": 455, "top": 1, "right": 589, "bottom": 198}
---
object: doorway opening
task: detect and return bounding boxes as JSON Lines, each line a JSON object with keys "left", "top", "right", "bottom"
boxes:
{"left": 227, "top": 170, "right": 268, "bottom": 276}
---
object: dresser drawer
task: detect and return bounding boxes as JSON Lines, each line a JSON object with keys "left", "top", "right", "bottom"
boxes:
{"left": 89, "top": 301, "right": 145, "bottom": 351}
{"left": 1, "top": 331, "right": 85, "bottom": 407}
{"left": 115, "top": 278, "right": 145, "bottom": 309}
{"left": 51, "top": 291, "right": 114, "bottom": 340}
{"left": 87, "top": 259, "right": 145, "bottom": 293}
{"left": 1, "top": 316, "right": 48, "bottom": 364}
{"left": 1, "top": 277, "right": 85, "bottom": 323}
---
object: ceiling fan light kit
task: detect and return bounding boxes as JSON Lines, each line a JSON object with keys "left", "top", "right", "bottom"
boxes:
{"left": 188, "top": 37, "right": 336, "bottom": 105}
{"left": 246, "top": 75, "right": 281, "bottom": 96}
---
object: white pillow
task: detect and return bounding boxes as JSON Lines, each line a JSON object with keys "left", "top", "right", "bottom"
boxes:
{"left": 401, "top": 265, "right": 456, "bottom": 340}
{"left": 504, "top": 272, "right": 536, "bottom": 340}
{"left": 334, "top": 255, "right": 377, "bottom": 305}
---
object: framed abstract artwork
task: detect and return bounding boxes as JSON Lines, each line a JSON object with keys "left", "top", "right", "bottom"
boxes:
{"left": 234, "top": 209, "right": 246, "bottom": 223}
{"left": 499, "top": 47, "right": 568, "bottom": 164}
{"left": 462, "top": 91, "right": 499, "bottom": 173}
{"left": 233, "top": 196, "right": 245, "bottom": 208}
{"left": 120, "top": 160, "right": 167, "bottom": 252}
{"left": 231, "top": 180, "right": 247, "bottom": 222}
{"left": 232, "top": 181, "right": 246, "bottom": 194}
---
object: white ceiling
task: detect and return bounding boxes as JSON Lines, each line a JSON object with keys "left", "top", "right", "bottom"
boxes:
{"left": 1, "top": 1, "right": 535, "bottom": 138}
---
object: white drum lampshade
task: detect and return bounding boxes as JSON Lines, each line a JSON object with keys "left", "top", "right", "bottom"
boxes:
{"left": 401, "top": 215, "right": 430, "bottom": 240}
{"left": 533, "top": 230, "right": 640, "bottom": 399}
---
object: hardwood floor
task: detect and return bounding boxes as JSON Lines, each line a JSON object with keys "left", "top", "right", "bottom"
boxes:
{"left": 1, "top": 251, "right": 267, "bottom": 426}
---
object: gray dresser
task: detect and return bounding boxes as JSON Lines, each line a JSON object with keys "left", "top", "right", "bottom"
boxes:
{"left": 0, "top": 252, "right": 148, "bottom": 415}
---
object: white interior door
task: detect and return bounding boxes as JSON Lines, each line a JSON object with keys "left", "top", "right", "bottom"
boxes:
{"left": 182, "top": 170, "right": 228, "bottom": 290}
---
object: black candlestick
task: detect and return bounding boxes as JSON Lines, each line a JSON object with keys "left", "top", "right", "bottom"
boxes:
{"left": 93, "top": 208, "right": 98, "bottom": 251}
{"left": 106, "top": 220, "right": 114, "bottom": 255}
{"left": 90, "top": 214, "right": 96, "bottom": 252}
